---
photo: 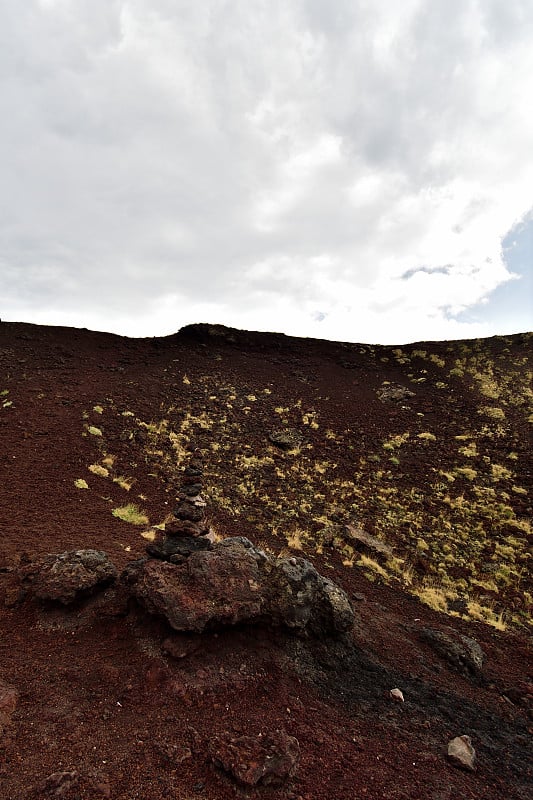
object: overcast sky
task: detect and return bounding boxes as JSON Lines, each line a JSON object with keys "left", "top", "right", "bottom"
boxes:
{"left": 1, "top": 0, "right": 532, "bottom": 344}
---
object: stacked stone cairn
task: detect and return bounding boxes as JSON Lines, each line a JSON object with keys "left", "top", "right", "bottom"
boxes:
{"left": 146, "top": 456, "right": 213, "bottom": 563}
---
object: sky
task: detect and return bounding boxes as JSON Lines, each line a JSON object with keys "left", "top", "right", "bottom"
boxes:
{"left": 1, "top": 0, "right": 532, "bottom": 345}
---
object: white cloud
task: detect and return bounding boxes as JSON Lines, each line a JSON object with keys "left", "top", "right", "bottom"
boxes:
{"left": 1, "top": 0, "right": 532, "bottom": 343}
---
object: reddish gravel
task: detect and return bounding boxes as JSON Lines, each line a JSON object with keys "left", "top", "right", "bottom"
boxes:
{"left": 0, "top": 321, "right": 531, "bottom": 800}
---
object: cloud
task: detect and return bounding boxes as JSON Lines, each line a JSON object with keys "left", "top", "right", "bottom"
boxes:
{"left": 1, "top": 0, "right": 532, "bottom": 343}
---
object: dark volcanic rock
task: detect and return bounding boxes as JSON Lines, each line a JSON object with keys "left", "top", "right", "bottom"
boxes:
{"left": 180, "top": 483, "right": 203, "bottom": 497}
{"left": 268, "top": 428, "right": 304, "bottom": 451}
{"left": 22, "top": 549, "right": 117, "bottom": 604}
{"left": 125, "top": 537, "right": 354, "bottom": 637}
{"left": 184, "top": 463, "right": 203, "bottom": 477}
{"left": 173, "top": 501, "right": 205, "bottom": 522}
{"left": 164, "top": 518, "right": 208, "bottom": 537}
{"left": 420, "top": 627, "right": 485, "bottom": 682}
{"left": 210, "top": 729, "right": 300, "bottom": 786}
{"left": 268, "top": 556, "right": 355, "bottom": 636}
{"left": 125, "top": 538, "right": 265, "bottom": 632}
{"left": 146, "top": 532, "right": 213, "bottom": 562}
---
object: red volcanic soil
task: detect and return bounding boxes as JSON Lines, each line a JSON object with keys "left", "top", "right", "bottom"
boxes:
{"left": 0, "top": 321, "right": 531, "bottom": 800}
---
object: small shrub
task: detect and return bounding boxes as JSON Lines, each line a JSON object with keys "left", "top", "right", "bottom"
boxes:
{"left": 458, "top": 442, "right": 477, "bottom": 457}
{"left": 382, "top": 433, "right": 410, "bottom": 450}
{"left": 467, "top": 601, "right": 507, "bottom": 630}
{"left": 429, "top": 354, "right": 446, "bottom": 367}
{"left": 88, "top": 464, "right": 109, "bottom": 477}
{"left": 478, "top": 406, "right": 505, "bottom": 420}
{"left": 87, "top": 426, "right": 102, "bottom": 437}
{"left": 113, "top": 475, "right": 135, "bottom": 491}
{"left": 413, "top": 585, "right": 449, "bottom": 613}
{"left": 285, "top": 527, "right": 307, "bottom": 550}
{"left": 357, "top": 554, "right": 389, "bottom": 581}
{"left": 112, "top": 504, "right": 149, "bottom": 525}
{"left": 491, "top": 463, "right": 512, "bottom": 481}
{"left": 74, "top": 478, "right": 89, "bottom": 489}
{"left": 454, "top": 466, "right": 478, "bottom": 480}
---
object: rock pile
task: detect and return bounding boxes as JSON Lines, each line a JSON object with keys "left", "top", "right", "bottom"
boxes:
{"left": 11, "top": 455, "right": 354, "bottom": 639}
{"left": 146, "top": 456, "right": 213, "bottom": 562}
{"left": 125, "top": 536, "right": 354, "bottom": 637}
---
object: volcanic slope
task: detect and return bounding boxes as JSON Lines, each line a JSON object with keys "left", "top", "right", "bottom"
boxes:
{"left": 0, "top": 321, "right": 531, "bottom": 800}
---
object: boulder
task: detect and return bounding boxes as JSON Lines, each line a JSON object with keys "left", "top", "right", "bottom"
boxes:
{"left": 268, "top": 556, "right": 354, "bottom": 636}
{"left": 123, "top": 539, "right": 266, "bottom": 633}
{"left": 210, "top": 730, "right": 300, "bottom": 786}
{"left": 124, "top": 537, "right": 354, "bottom": 637}
{"left": 344, "top": 524, "right": 393, "bottom": 558}
{"left": 420, "top": 628, "right": 485, "bottom": 682}
{"left": 22, "top": 549, "right": 117, "bottom": 604}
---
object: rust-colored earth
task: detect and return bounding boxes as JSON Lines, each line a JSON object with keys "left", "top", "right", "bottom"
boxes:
{"left": 0, "top": 321, "right": 531, "bottom": 799}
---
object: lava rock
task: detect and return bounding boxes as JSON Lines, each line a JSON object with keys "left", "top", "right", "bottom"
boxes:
{"left": 447, "top": 735, "right": 476, "bottom": 771}
{"left": 164, "top": 519, "right": 209, "bottom": 537}
{"left": 22, "top": 549, "right": 117, "bottom": 604}
{"left": 41, "top": 770, "right": 80, "bottom": 795}
{"left": 268, "top": 556, "right": 354, "bottom": 636}
{"left": 125, "top": 537, "right": 354, "bottom": 637}
{"left": 173, "top": 502, "right": 205, "bottom": 522}
{"left": 344, "top": 524, "right": 393, "bottom": 558}
{"left": 210, "top": 730, "right": 300, "bottom": 786}
{"left": 420, "top": 627, "right": 485, "bottom": 683}
{"left": 181, "top": 483, "right": 203, "bottom": 497}
{"left": 376, "top": 382, "right": 415, "bottom": 402}
{"left": 268, "top": 428, "right": 304, "bottom": 451}
{"left": 146, "top": 533, "right": 212, "bottom": 562}
{"left": 126, "top": 539, "right": 265, "bottom": 632}
{"left": 185, "top": 459, "right": 203, "bottom": 475}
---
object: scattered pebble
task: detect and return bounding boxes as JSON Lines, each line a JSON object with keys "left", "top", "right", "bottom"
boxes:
{"left": 390, "top": 688, "right": 404, "bottom": 702}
